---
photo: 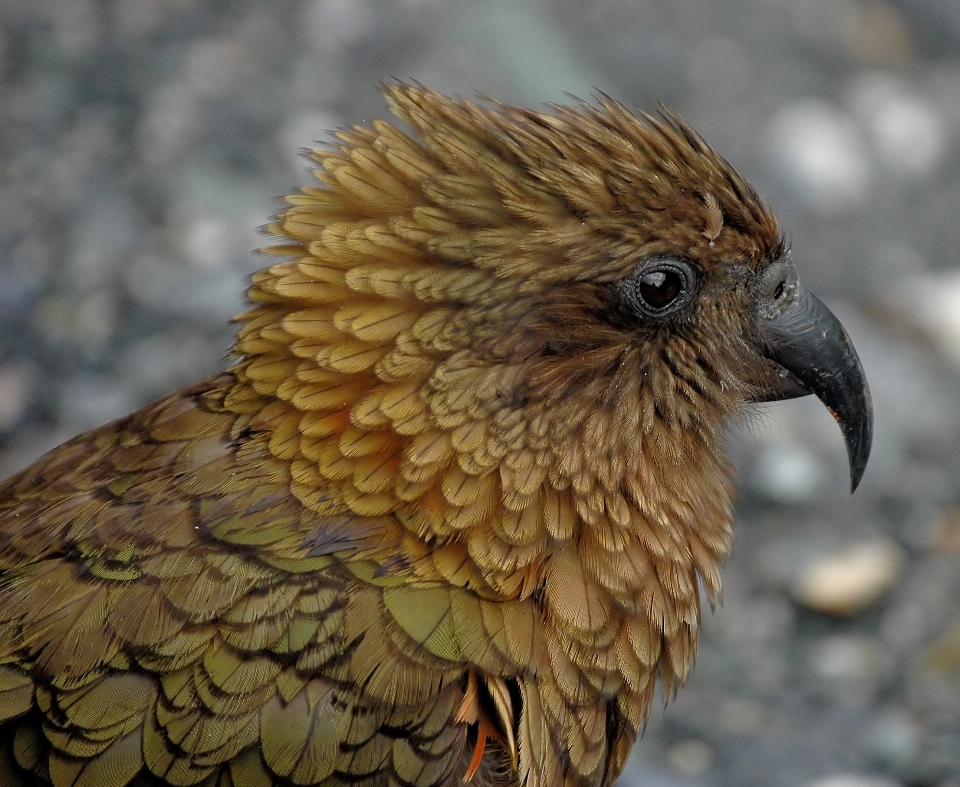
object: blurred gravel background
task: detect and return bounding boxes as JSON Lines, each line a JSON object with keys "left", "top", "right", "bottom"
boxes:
{"left": 3, "top": 1, "right": 960, "bottom": 785}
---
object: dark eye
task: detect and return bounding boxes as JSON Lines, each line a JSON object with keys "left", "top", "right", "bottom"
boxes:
{"left": 638, "top": 269, "right": 683, "bottom": 310}
{"left": 620, "top": 258, "right": 697, "bottom": 319}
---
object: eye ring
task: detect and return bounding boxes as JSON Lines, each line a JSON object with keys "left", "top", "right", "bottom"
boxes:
{"left": 620, "top": 257, "right": 698, "bottom": 319}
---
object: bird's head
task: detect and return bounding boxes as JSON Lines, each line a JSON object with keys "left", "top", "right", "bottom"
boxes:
{"left": 237, "top": 83, "right": 872, "bottom": 593}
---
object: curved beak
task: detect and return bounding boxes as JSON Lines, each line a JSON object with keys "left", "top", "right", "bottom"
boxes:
{"left": 756, "top": 286, "right": 873, "bottom": 492}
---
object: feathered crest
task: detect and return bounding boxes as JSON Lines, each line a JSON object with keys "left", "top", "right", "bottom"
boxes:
{"left": 379, "top": 82, "right": 784, "bottom": 270}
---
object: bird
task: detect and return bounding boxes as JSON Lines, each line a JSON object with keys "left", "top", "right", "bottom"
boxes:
{"left": 0, "top": 82, "right": 872, "bottom": 787}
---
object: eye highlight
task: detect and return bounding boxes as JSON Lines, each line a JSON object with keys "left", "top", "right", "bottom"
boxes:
{"left": 618, "top": 258, "right": 698, "bottom": 319}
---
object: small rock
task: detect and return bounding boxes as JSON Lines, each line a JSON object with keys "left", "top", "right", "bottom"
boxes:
{"left": 665, "top": 739, "right": 714, "bottom": 779}
{"left": 919, "top": 617, "right": 960, "bottom": 682}
{"left": 811, "top": 635, "right": 883, "bottom": 681}
{"left": 792, "top": 539, "right": 906, "bottom": 615}
{"left": 0, "top": 364, "right": 32, "bottom": 430}
{"left": 864, "top": 708, "right": 921, "bottom": 770}
{"left": 719, "top": 698, "right": 766, "bottom": 736}
{"left": 136, "top": 84, "right": 203, "bottom": 169}
{"left": 809, "top": 634, "right": 893, "bottom": 708}
{"left": 764, "top": 98, "right": 871, "bottom": 214}
{"left": 847, "top": 72, "right": 947, "bottom": 181}
{"left": 748, "top": 442, "right": 826, "bottom": 505}
{"left": 32, "top": 291, "right": 118, "bottom": 352}
{"left": 180, "top": 213, "right": 237, "bottom": 270}
{"left": 874, "top": 270, "right": 960, "bottom": 369}
{"left": 802, "top": 775, "right": 902, "bottom": 787}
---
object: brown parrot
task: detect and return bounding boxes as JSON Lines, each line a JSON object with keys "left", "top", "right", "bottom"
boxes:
{"left": 0, "top": 83, "right": 872, "bottom": 787}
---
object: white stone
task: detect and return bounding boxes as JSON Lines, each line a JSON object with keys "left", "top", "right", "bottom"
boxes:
{"left": 803, "top": 775, "right": 902, "bottom": 787}
{"left": 876, "top": 270, "right": 960, "bottom": 369}
{"left": 792, "top": 539, "right": 906, "bottom": 615}
{"left": 765, "top": 98, "right": 871, "bottom": 213}
{"left": 848, "top": 72, "right": 947, "bottom": 181}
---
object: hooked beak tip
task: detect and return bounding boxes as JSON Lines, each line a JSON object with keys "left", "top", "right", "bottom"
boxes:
{"left": 758, "top": 289, "right": 873, "bottom": 493}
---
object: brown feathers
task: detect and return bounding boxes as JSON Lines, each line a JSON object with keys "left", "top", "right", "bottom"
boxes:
{"left": 0, "top": 83, "right": 792, "bottom": 786}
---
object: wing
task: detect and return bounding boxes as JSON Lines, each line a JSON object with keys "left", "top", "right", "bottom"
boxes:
{"left": 0, "top": 374, "right": 518, "bottom": 787}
